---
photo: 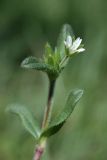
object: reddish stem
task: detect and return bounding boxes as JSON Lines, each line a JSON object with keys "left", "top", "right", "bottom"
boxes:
{"left": 33, "top": 146, "right": 44, "bottom": 160}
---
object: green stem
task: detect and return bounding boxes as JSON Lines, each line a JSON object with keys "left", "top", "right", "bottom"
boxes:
{"left": 42, "top": 79, "right": 55, "bottom": 128}
{"left": 34, "top": 78, "right": 56, "bottom": 160}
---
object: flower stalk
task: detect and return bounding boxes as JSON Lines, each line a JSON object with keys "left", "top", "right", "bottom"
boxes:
{"left": 59, "top": 55, "right": 68, "bottom": 68}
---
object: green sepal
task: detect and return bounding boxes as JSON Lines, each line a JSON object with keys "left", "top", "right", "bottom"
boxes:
{"left": 44, "top": 42, "right": 54, "bottom": 66}
{"left": 44, "top": 43, "right": 61, "bottom": 68}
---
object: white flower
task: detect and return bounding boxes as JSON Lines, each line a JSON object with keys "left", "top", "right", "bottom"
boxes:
{"left": 64, "top": 35, "right": 85, "bottom": 54}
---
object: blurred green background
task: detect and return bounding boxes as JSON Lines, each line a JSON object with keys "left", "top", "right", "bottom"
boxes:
{"left": 0, "top": 0, "right": 107, "bottom": 160}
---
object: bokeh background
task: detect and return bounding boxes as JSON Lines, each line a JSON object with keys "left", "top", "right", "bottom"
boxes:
{"left": 0, "top": 0, "right": 107, "bottom": 160}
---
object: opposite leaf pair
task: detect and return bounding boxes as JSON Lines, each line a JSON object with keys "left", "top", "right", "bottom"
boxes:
{"left": 7, "top": 89, "right": 83, "bottom": 140}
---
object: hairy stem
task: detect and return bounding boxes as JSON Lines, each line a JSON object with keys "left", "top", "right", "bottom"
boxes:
{"left": 42, "top": 79, "right": 55, "bottom": 128}
{"left": 34, "top": 146, "right": 44, "bottom": 160}
{"left": 34, "top": 78, "right": 55, "bottom": 160}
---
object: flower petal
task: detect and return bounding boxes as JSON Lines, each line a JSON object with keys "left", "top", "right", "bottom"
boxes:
{"left": 77, "top": 48, "right": 85, "bottom": 53}
{"left": 64, "top": 35, "right": 72, "bottom": 48}
{"left": 66, "top": 35, "right": 72, "bottom": 47}
{"left": 71, "top": 37, "right": 82, "bottom": 50}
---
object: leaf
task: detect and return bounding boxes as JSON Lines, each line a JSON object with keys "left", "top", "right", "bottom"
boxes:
{"left": 53, "top": 47, "right": 61, "bottom": 65}
{"left": 6, "top": 104, "right": 41, "bottom": 139}
{"left": 41, "top": 89, "right": 83, "bottom": 138}
{"left": 44, "top": 43, "right": 58, "bottom": 67}
{"left": 57, "top": 24, "right": 74, "bottom": 58}
{"left": 21, "top": 56, "right": 54, "bottom": 73}
{"left": 45, "top": 42, "right": 53, "bottom": 58}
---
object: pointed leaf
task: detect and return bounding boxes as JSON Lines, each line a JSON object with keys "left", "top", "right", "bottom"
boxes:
{"left": 21, "top": 56, "right": 54, "bottom": 73}
{"left": 44, "top": 43, "right": 56, "bottom": 66}
{"left": 6, "top": 104, "right": 41, "bottom": 139}
{"left": 57, "top": 24, "right": 74, "bottom": 58}
{"left": 41, "top": 89, "right": 83, "bottom": 138}
{"left": 45, "top": 42, "right": 53, "bottom": 57}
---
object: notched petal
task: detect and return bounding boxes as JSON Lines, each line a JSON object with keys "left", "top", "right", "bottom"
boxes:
{"left": 72, "top": 38, "right": 82, "bottom": 50}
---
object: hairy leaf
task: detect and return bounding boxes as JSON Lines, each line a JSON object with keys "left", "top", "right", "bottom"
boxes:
{"left": 45, "top": 42, "right": 53, "bottom": 57}
{"left": 41, "top": 89, "right": 83, "bottom": 137}
{"left": 57, "top": 24, "right": 74, "bottom": 58}
{"left": 21, "top": 56, "right": 54, "bottom": 73}
{"left": 6, "top": 104, "right": 40, "bottom": 139}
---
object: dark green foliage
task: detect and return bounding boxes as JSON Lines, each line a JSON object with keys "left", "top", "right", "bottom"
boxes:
{"left": 21, "top": 56, "right": 54, "bottom": 72}
{"left": 41, "top": 89, "right": 83, "bottom": 137}
{"left": 21, "top": 56, "right": 59, "bottom": 80}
